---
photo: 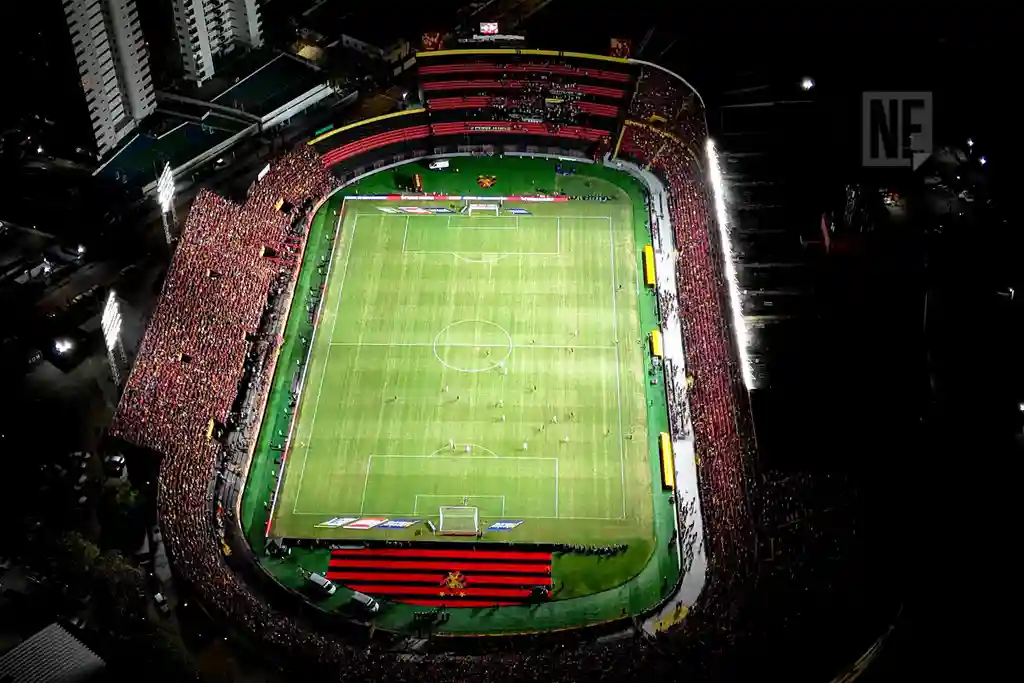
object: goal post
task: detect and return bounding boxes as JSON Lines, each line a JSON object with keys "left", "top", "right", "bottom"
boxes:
{"left": 465, "top": 201, "right": 501, "bottom": 216}
{"left": 438, "top": 506, "right": 480, "bottom": 535}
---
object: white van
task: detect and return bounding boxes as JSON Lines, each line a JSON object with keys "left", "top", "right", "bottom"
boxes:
{"left": 428, "top": 159, "right": 450, "bottom": 170}
{"left": 308, "top": 573, "right": 336, "bottom": 596}
{"left": 351, "top": 591, "right": 380, "bottom": 613}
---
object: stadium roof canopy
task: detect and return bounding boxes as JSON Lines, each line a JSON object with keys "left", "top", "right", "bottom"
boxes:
{"left": 204, "top": 54, "right": 325, "bottom": 117}
{"left": 0, "top": 623, "right": 105, "bottom": 683}
{"left": 94, "top": 54, "right": 325, "bottom": 187}
{"left": 301, "top": 2, "right": 464, "bottom": 47}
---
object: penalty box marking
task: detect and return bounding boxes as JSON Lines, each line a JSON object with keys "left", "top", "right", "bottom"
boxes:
{"left": 414, "top": 494, "right": 506, "bottom": 516}
{"left": 445, "top": 215, "right": 520, "bottom": 230}
{"left": 328, "top": 341, "right": 614, "bottom": 349}
{"left": 399, "top": 215, "right": 562, "bottom": 257}
{"left": 358, "top": 454, "right": 559, "bottom": 518}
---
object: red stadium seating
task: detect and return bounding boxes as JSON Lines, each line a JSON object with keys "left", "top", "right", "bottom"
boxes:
{"left": 419, "top": 61, "right": 631, "bottom": 82}
{"left": 421, "top": 79, "right": 626, "bottom": 100}
{"left": 321, "top": 125, "right": 431, "bottom": 167}
{"left": 430, "top": 121, "right": 609, "bottom": 142}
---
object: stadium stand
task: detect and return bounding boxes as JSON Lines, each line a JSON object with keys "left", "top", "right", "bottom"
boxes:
{"left": 105, "top": 51, "right": 809, "bottom": 682}
{"left": 422, "top": 80, "right": 627, "bottom": 100}
{"left": 418, "top": 61, "right": 631, "bottom": 83}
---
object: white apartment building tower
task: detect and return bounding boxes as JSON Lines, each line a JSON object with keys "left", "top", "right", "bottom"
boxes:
{"left": 62, "top": 0, "right": 156, "bottom": 157}
{"left": 172, "top": 0, "right": 264, "bottom": 85}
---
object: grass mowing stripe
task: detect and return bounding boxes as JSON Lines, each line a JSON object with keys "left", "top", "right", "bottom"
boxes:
{"left": 291, "top": 214, "right": 357, "bottom": 514}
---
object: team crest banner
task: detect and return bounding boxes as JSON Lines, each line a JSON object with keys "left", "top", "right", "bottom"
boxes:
{"left": 442, "top": 571, "right": 466, "bottom": 590}
{"left": 477, "top": 175, "right": 497, "bottom": 188}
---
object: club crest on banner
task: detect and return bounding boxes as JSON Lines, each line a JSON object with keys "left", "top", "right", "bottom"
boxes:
{"left": 442, "top": 571, "right": 466, "bottom": 590}
{"left": 477, "top": 175, "right": 497, "bottom": 188}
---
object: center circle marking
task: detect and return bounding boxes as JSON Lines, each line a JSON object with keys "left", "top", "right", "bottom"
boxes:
{"left": 433, "top": 320, "right": 513, "bottom": 373}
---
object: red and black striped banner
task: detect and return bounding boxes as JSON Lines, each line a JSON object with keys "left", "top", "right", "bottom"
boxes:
{"left": 327, "top": 546, "right": 552, "bottom": 607}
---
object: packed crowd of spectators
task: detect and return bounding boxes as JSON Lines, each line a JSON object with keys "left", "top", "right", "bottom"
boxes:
{"left": 618, "top": 74, "right": 758, "bottom": 614}
{"left": 419, "top": 61, "right": 632, "bottom": 84}
{"left": 628, "top": 67, "right": 697, "bottom": 125}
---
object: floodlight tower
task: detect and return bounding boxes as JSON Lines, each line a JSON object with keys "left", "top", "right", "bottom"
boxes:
{"left": 102, "top": 291, "right": 127, "bottom": 387}
{"left": 157, "top": 163, "right": 177, "bottom": 245}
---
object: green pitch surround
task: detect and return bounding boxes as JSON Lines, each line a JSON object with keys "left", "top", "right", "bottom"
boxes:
{"left": 240, "top": 156, "right": 681, "bottom": 634}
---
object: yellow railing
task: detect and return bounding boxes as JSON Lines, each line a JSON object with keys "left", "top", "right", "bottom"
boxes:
{"left": 643, "top": 244, "right": 656, "bottom": 286}
{"left": 416, "top": 48, "right": 628, "bottom": 64}
{"left": 650, "top": 329, "right": 663, "bottom": 358}
{"left": 307, "top": 109, "right": 422, "bottom": 146}
{"left": 659, "top": 432, "right": 674, "bottom": 489}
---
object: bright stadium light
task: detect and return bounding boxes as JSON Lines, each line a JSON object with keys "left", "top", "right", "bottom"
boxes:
{"left": 707, "top": 138, "right": 754, "bottom": 389}
{"left": 101, "top": 291, "right": 123, "bottom": 352}
{"left": 55, "top": 338, "right": 74, "bottom": 355}
{"left": 157, "top": 163, "right": 175, "bottom": 212}
{"left": 800, "top": 77, "right": 815, "bottom": 91}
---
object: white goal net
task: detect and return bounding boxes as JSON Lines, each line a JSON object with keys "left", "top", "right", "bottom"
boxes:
{"left": 438, "top": 506, "right": 480, "bottom": 535}
{"left": 466, "top": 202, "right": 500, "bottom": 216}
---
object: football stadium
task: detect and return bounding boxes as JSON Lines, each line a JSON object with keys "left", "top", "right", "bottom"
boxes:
{"left": 109, "top": 45, "right": 758, "bottom": 679}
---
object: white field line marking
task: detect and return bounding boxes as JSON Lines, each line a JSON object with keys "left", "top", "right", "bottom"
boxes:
{"left": 634, "top": 247, "right": 641, "bottom": 295}
{"left": 358, "top": 454, "right": 373, "bottom": 514}
{"left": 556, "top": 217, "right": 561, "bottom": 254}
{"left": 554, "top": 458, "right": 560, "bottom": 519}
{"left": 329, "top": 341, "right": 614, "bottom": 349}
{"left": 446, "top": 226, "right": 519, "bottom": 230}
{"left": 610, "top": 217, "right": 627, "bottom": 520}
{"left": 401, "top": 214, "right": 409, "bottom": 252}
{"left": 292, "top": 215, "right": 359, "bottom": 514}
{"left": 371, "top": 454, "right": 558, "bottom": 460}
{"left": 404, "top": 250, "right": 558, "bottom": 256}
{"left": 358, "top": 214, "right": 609, "bottom": 221}
{"left": 414, "top": 494, "right": 506, "bottom": 515}
{"left": 294, "top": 512, "right": 623, "bottom": 520}
{"left": 273, "top": 207, "right": 346, "bottom": 523}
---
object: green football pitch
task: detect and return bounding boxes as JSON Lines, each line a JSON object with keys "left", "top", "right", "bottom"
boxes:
{"left": 269, "top": 199, "right": 655, "bottom": 544}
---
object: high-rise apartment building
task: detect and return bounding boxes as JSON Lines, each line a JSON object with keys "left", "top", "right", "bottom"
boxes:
{"left": 171, "top": 0, "right": 264, "bottom": 85}
{"left": 62, "top": 0, "right": 156, "bottom": 157}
